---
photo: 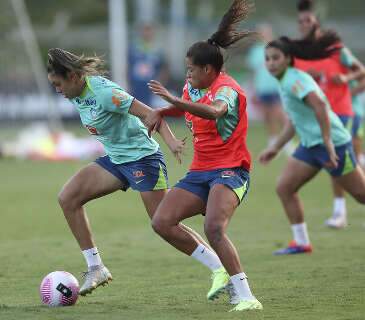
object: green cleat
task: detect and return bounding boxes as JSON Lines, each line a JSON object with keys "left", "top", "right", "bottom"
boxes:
{"left": 207, "top": 267, "right": 230, "bottom": 301}
{"left": 229, "top": 299, "right": 263, "bottom": 312}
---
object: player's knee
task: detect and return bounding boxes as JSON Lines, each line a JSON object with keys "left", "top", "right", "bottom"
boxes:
{"left": 57, "top": 189, "right": 79, "bottom": 212}
{"left": 276, "top": 180, "right": 292, "bottom": 198}
{"left": 204, "top": 222, "right": 224, "bottom": 245}
{"left": 151, "top": 215, "right": 170, "bottom": 237}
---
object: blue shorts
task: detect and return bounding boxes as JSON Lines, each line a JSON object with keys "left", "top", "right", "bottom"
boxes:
{"left": 175, "top": 168, "right": 250, "bottom": 204}
{"left": 292, "top": 142, "right": 357, "bottom": 177}
{"left": 338, "top": 115, "right": 354, "bottom": 136}
{"left": 352, "top": 114, "right": 364, "bottom": 138}
{"left": 257, "top": 93, "right": 281, "bottom": 106}
{"left": 95, "top": 150, "right": 168, "bottom": 192}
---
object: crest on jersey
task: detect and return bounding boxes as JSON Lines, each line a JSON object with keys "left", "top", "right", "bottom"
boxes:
{"left": 90, "top": 108, "right": 98, "bottom": 119}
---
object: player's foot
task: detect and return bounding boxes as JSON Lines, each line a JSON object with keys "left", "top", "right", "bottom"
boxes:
{"left": 226, "top": 280, "right": 240, "bottom": 304}
{"left": 229, "top": 298, "right": 263, "bottom": 312}
{"left": 273, "top": 240, "right": 313, "bottom": 255}
{"left": 325, "top": 215, "right": 347, "bottom": 229}
{"left": 207, "top": 267, "right": 230, "bottom": 301}
{"left": 79, "top": 265, "right": 112, "bottom": 296}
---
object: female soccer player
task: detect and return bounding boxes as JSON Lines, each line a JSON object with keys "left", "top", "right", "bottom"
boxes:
{"left": 259, "top": 38, "right": 365, "bottom": 255}
{"left": 146, "top": 0, "right": 262, "bottom": 312}
{"left": 295, "top": 0, "right": 365, "bottom": 228}
{"left": 47, "top": 48, "right": 225, "bottom": 297}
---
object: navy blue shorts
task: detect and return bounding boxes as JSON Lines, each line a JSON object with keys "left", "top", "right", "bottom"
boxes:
{"left": 292, "top": 142, "right": 357, "bottom": 177}
{"left": 95, "top": 150, "right": 168, "bottom": 192}
{"left": 175, "top": 168, "right": 250, "bottom": 204}
{"left": 352, "top": 114, "right": 364, "bottom": 138}
{"left": 338, "top": 115, "right": 354, "bottom": 136}
{"left": 257, "top": 93, "right": 281, "bottom": 106}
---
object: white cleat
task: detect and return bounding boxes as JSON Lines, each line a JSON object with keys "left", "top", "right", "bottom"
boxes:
{"left": 79, "top": 265, "right": 112, "bottom": 296}
{"left": 325, "top": 216, "right": 347, "bottom": 229}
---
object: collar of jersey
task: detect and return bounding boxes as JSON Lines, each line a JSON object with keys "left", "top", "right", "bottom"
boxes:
{"left": 279, "top": 67, "right": 291, "bottom": 83}
{"left": 79, "top": 77, "right": 92, "bottom": 98}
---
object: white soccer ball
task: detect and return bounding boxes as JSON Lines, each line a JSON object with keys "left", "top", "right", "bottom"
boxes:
{"left": 39, "top": 271, "right": 79, "bottom": 307}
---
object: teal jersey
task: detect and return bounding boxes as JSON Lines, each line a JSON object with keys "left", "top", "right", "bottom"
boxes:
{"left": 246, "top": 43, "right": 279, "bottom": 95}
{"left": 70, "top": 76, "right": 159, "bottom": 164}
{"left": 278, "top": 67, "right": 351, "bottom": 147}
{"left": 186, "top": 83, "right": 239, "bottom": 141}
{"left": 340, "top": 47, "right": 355, "bottom": 68}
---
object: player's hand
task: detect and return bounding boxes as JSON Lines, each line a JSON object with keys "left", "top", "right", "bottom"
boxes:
{"left": 148, "top": 80, "right": 176, "bottom": 104}
{"left": 258, "top": 147, "right": 279, "bottom": 165}
{"left": 145, "top": 109, "right": 162, "bottom": 137}
{"left": 332, "top": 74, "right": 348, "bottom": 85}
{"left": 324, "top": 141, "right": 339, "bottom": 169}
{"left": 168, "top": 137, "right": 187, "bottom": 164}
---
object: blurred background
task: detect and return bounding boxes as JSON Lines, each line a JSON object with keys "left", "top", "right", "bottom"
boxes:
{"left": 0, "top": 0, "right": 364, "bottom": 123}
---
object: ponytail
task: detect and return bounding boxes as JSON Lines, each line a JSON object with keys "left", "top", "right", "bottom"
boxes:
{"left": 187, "top": 0, "right": 257, "bottom": 72}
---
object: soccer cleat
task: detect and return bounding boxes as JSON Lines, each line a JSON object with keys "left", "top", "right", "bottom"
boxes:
{"left": 273, "top": 240, "right": 313, "bottom": 255}
{"left": 325, "top": 215, "right": 347, "bottom": 229}
{"left": 229, "top": 298, "right": 263, "bottom": 312}
{"left": 207, "top": 267, "right": 230, "bottom": 301}
{"left": 79, "top": 265, "right": 112, "bottom": 296}
{"left": 226, "top": 280, "right": 240, "bottom": 305}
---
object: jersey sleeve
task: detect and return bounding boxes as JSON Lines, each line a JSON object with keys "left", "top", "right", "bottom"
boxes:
{"left": 214, "top": 86, "right": 239, "bottom": 113}
{"left": 100, "top": 87, "right": 135, "bottom": 114}
{"left": 288, "top": 72, "right": 317, "bottom": 100}
{"left": 340, "top": 47, "right": 356, "bottom": 68}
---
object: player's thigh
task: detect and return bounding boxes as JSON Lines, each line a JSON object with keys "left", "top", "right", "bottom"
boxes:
{"left": 60, "top": 162, "right": 124, "bottom": 205}
{"left": 153, "top": 187, "right": 206, "bottom": 225}
{"left": 334, "top": 166, "right": 365, "bottom": 201}
{"left": 205, "top": 184, "right": 238, "bottom": 229}
{"left": 139, "top": 189, "right": 168, "bottom": 219}
{"left": 277, "top": 156, "right": 320, "bottom": 194}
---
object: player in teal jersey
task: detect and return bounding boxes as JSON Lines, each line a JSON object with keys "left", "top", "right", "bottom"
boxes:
{"left": 259, "top": 38, "right": 365, "bottom": 255}
{"left": 47, "top": 48, "right": 226, "bottom": 297}
{"left": 296, "top": 0, "right": 365, "bottom": 229}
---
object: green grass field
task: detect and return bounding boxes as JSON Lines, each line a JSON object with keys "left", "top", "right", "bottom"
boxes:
{"left": 0, "top": 122, "right": 364, "bottom": 320}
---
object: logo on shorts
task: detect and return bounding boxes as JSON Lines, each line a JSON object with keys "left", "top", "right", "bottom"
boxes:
{"left": 221, "top": 170, "right": 236, "bottom": 178}
{"left": 133, "top": 170, "right": 145, "bottom": 178}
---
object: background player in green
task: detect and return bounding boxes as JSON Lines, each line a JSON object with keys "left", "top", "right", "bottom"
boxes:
{"left": 47, "top": 48, "right": 227, "bottom": 297}
{"left": 259, "top": 38, "right": 365, "bottom": 255}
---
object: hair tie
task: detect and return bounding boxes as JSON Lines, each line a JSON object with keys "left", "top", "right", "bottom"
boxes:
{"left": 208, "top": 38, "right": 218, "bottom": 47}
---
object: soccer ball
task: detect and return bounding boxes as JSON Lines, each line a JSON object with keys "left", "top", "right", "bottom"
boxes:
{"left": 40, "top": 271, "right": 79, "bottom": 307}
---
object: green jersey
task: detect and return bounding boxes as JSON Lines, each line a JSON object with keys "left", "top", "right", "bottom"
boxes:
{"left": 278, "top": 67, "right": 351, "bottom": 147}
{"left": 70, "top": 76, "right": 159, "bottom": 164}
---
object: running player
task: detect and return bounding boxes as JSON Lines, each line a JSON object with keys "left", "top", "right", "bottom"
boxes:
{"left": 47, "top": 48, "right": 225, "bottom": 297}
{"left": 146, "top": 0, "right": 262, "bottom": 312}
{"left": 259, "top": 38, "right": 365, "bottom": 255}
{"left": 295, "top": 0, "right": 365, "bottom": 228}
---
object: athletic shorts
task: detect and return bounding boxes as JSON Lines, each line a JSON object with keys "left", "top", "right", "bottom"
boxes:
{"left": 175, "top": 168, "right": 250, "bottom": 204}
{"left": 292, "top": 142, "right": 357, "bottom": 177}
{"left": 257, "top": 93, "right": 281, "bottom": 106}
{"left": 338, "top": 115, "right": 354, "bottom": 136}
{"left": 95, "top": 150, "right": 168, "bottom": 192}
{"left": 351, "top": 114, "right": 364, "bottom": 138}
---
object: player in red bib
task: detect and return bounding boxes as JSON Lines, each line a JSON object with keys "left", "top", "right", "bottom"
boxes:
{"left": 145, "top": 0, "right": 262, "bottom": 313}
{"left": 294, "top": 0, "right": 365, "bottom": 228}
